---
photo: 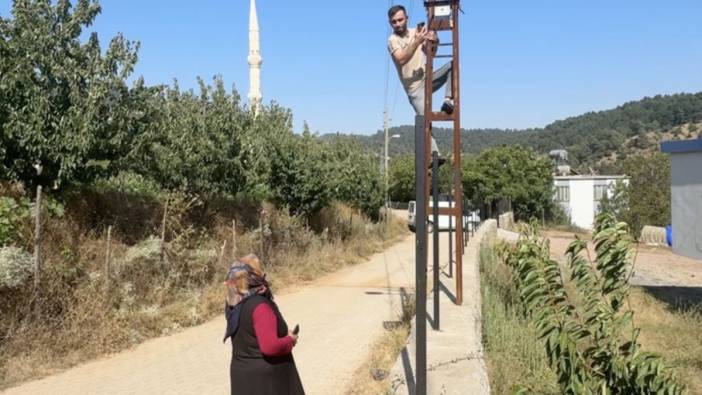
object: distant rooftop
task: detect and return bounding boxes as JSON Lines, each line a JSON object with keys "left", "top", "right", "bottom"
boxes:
{"left": 660, "top": 138, "right": 702, "bottom": 154}
{"left": 554, "top": 175, "right": 628, "bottom": 180}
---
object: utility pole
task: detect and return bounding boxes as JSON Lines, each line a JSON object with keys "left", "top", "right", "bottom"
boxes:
{"left": 384, "top": 108, "right": 390, "bottom": 209}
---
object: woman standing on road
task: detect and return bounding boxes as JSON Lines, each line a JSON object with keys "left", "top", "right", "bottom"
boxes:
{"left": 223, "top": 253, "right": 305, "bottom": 395}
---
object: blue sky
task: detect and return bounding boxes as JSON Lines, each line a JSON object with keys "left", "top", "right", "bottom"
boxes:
{"left": 2, "top": 1, "right": 702, "bottom": 135}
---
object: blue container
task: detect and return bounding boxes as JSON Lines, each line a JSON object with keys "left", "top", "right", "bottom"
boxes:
{"left": 665, "top": 225, "right": 672, "bottom": 247}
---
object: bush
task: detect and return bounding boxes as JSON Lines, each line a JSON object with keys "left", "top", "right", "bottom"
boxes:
{"left": 0, "top": 196, "right": 30, "bottom": 247}
{"left": 94, "top": 171, "right": 166, "bottom": 200}
{"left": 0, "top": 246, "right": 32, "bottom": 289}
{"left": 501, "top": 215, "right": 685, "bottom": 394}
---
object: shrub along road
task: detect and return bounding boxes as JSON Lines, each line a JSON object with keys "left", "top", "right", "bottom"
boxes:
{"left": 3, "top": 224, "right": 419, "bottom": 395}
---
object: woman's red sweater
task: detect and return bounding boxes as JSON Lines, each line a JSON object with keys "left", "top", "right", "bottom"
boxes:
{"left": 251, "top": 303, "right": 294, "bottom": 357}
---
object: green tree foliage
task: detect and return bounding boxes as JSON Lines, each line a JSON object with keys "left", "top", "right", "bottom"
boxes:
{"left": 237, "top": 103, "right": 294, "bottom": 200}
{"left": 326, "top": 93, "right": 702, "bottom": 173}
{"left": 387, "top": 155, "right": 454, "bottom": 203}
{"left": 462, "top": 146, "right": 553, "bottom": 220}
{"left": 0, "top": 196, "right": 30, "bottom": 246}
{"left": 125, "top": 77, "right": 247, "bottom": 198}
{"left": 268, "top": 130, "right": 332, "bottom": 219}
{"left": 0, "top": 1, "right": 384, "bottom": 222}
{"left": 325, "top": 137, "right": 383, "bottom": 219}
{"left": 620, "top": 153, "right": 671, "bottom": 236}
{"left": 598, "top": 180, "right": 629, "bottom": 223}
{"left": 599, "top": 153, "right": 670, "bottom": 237}
{"left": 388, "top": 155, "right": 415, "bottom": 202}
{"left": 0, "top": 0, "right": 139, "bottom": 189}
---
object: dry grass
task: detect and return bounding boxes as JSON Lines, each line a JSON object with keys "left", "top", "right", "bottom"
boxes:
{"left": 345, "top": 292, "right": 415, "bottom": 395}
{"left": 0, "top": 197, "right": 408, "bottom": 389}
{"left": 479, "top": 240, "right": 559, "bottom": 394}
{"left": 479, "top": 239, "right": 702, "bottom": 394}
{"left": 629, "top": 288, "right": 702, "bottom": 394}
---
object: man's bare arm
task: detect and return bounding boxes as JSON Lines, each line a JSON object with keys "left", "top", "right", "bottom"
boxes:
{"left": 391, "top": 28, "right": 427, "bottom": 65}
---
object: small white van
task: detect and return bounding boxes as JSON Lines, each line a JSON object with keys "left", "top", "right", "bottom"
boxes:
{"left": 407, "top": 199, "right": 479, "bottom": 233}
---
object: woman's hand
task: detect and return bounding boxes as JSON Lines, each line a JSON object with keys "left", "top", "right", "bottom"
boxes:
{"left": 288, "top": 331, "right": 299, "bottom": 346}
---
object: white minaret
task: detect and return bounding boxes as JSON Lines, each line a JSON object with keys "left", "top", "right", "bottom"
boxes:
{"left": 247, "top": 0, "right": 262, "bottom": 111}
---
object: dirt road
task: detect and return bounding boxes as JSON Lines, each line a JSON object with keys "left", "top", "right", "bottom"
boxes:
{"left": 3, "top": 231, "right": 419, "bottom": 395}
{"left": 545, "top": 230, "right": 702, "bottom": 306}
{"left": 499, "top": 228, "right": 702, "bottom": 305}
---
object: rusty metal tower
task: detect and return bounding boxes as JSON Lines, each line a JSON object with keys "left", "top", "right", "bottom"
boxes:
{"left": 423, "top": 0, "right": 464, "bottom": 306}
{"left": 413, "top": 1, "right": 463, "bottom": 394}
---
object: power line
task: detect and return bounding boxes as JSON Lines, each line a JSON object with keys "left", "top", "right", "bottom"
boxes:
{"left": 383, "top": 0, "right": 393, "bottom": 114}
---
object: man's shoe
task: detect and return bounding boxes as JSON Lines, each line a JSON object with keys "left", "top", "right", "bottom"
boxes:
{"left": 441, "top": 100, "right": 454, "bottom": 115}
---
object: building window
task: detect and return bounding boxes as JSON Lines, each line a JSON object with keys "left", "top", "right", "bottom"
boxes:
{"left": 594, "top": 184, "right": 608, "bottom": 201}
{"left": 555, "top": 186, "right": 570, "bottom": 202}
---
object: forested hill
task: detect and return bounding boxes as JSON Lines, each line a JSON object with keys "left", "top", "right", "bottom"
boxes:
{"left": 323, "top": 92, "right": 702, "bottom": 172}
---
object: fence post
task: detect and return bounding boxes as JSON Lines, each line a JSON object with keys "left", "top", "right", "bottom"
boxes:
{"left": 232, "top": 219, "right": 237, "bottom": 257}
{"left": 259, "top": 209, "right": 271, "bottom": 261}
{"left": 33, "top": 185, "right": 43, "bottom": 294}
{"left": 461, "top": 199, "right": 469, "bottom": 248}
{"left": 104, "top": 225, "right": 112, "bottom": 300}
{"left": 160, "top": 199, "right": 169, "bottom": 267}
{"left": 219, "top": 239, "right": 228, "bottom": 268}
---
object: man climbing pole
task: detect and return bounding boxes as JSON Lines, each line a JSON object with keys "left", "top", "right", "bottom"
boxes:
{"left": 387, "top": 4, "right": 454, "bottom": 158}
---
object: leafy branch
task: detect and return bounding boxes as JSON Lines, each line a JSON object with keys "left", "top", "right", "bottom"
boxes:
{"left": 504, "top": 214, "right": 685, "bottom": 394}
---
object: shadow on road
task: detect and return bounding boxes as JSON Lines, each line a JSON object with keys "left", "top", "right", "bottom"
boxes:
{"left": 640, "top": 285, "right": 702, "bottom": 313}
{"left": 400, "top": 346, "right": 416, "bottom": 395}
{"left": 439, "top": 281, "right": 457, "bottom": 305}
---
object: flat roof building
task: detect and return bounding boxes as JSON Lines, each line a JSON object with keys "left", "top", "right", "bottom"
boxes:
{"left": 554, "top": 175, "right": 629, "bottom": 230}
{"left": 661, "top": 138, "right": 702, "bottom": 260}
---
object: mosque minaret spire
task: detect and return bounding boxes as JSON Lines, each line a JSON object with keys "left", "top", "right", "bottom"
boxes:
{"left": 247, "top": 0, "right": 262, "bottom": 111}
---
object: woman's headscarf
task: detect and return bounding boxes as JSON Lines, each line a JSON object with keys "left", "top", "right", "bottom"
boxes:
{"left": 223, "top": 254, "right": 272, "bottom": 343}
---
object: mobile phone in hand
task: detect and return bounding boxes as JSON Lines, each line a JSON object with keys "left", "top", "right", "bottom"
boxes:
{"left": 292, "top": 324, "right": 299, "bottom": 335}
{"left": 416, "top": 22, "right": 425, "bottom": 31}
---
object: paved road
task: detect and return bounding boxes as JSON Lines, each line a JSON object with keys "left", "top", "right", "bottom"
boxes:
{"left": 3, "top": 231, "right": 419, "bottom": 395}
{"left": 389, "top": 221, "right": 493, "bottom": 395}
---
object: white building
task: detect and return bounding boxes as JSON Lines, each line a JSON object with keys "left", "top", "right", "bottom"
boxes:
{"left": 554, "top": 175, "right": 629, "bottom": 230}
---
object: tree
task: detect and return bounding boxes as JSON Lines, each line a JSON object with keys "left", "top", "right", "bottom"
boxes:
{"left": 325, "top": 138, "right": 383, "bottom": 219}
{"left": 0, "top": 0, "right": 139, "bottom": 189}
{"left": 388, "top": 154, "right": 453, "bottom": 203}
{"left": 462, "top": 145, "right": 553, "bottom": 220}
{"left": 598, "top": 180, "right": 629, "bottom": 221}
{"left": 269, "top": 131, "right": 332, "bottom": 219}
{"left": 618, "top": 153, "right": 671, "bottom": 237}
{"left": 125, "top": 77, "right": 246, "bottom": 198}
{"left": 388, "top": 155, "right": 414, "bottom": 202}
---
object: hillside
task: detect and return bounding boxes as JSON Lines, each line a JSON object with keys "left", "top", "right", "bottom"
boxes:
{"left": 324, "top": 92, "right": 702, "bottom": 173}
